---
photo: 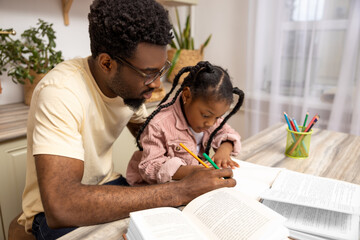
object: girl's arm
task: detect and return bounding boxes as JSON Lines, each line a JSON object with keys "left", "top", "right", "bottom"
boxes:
{"left": 208, "top": 119, "right": 242, "bottom": 168}
{"left": 138, "top": 124, "right": 187, "bottom": 184}
{"left": 213, "top": 141, "right": 239, "bottom": 169}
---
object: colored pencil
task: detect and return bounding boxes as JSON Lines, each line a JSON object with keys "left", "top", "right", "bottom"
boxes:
{"left": 283, "top": 112, "right": 292, "bottom": 130}
{"left": 284, "top": 112, "right": 298, "bottom": 144}
{"left": 302, "top": 112, "right": 309, "bottom": 130}
{"left": 288, "top": 116, "right": 319, "bottom": 155}
{"left": 284, "top": 112, "right": 307, "bottom": 155}
{"left": 179, "top": 143, "right": 209, "bottom": 168}
{"left": 290, "top": 119, "right": 297, "bottom": 131}
{"left": 292, "top": 118, "right": 301, "bottom": 132}
{"left": 293, "top": 118, "right": 308, "bottom": 154}
{"left": 306, "top": 116, "right": 319, "bottom": 132}
{"left": 203, "top": 153, "right": 220, "bottom": 169}
{"left": 304, "top": 114, "right": 318, "bottom": 132}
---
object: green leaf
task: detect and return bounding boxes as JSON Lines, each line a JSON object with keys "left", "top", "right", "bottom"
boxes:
{"left": 167, "top": 49, "right": 181, "bottom": 79}
{"left": 0, "top": 18, "right": 63, "bottom": 84}
{"left": 169, "top": 10, "right": 211, "bottom": 52}
{"left": 175, "top": 7, "right": 183, "bottom": 46}
{"left": 203, "top": 34, "right": 212, "bottom": 48}
{"left": 170, "top": 40, "right": 177, "bottom": 49}
{"left": 172, "top": 28, "right": 182, "bottom": 49}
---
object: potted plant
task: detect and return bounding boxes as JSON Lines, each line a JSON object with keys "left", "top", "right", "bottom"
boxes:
{"left": 0, "top": 19, "right": 63, "bottom": 105}
{"left": 167, "top": 7, "right": 211, "bottom": 84}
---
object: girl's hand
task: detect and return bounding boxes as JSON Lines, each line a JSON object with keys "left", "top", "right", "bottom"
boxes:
{"left": 212, "top": 141, "right": 240, "bottom": 169}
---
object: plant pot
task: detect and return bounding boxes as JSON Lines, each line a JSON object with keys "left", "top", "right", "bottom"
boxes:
{"left": 24, "top": 70, "right": 46, "bottom": 105}
{"left": 167, "top": 48, "right": 204, "bottom": 84}
{"left": 146, "top": 83, "right": 166, "bottom": 103}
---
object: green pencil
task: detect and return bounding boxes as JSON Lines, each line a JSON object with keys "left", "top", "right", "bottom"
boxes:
{"left": 202, "top": 153, "right": 219, "bottom": 169}
{"left": 302, "top": 112, "right": 309, "bottom": 130}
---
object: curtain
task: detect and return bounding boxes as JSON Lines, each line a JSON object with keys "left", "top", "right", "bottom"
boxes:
{"left": 245, "top": 0, "right": 360, "bottom": 137}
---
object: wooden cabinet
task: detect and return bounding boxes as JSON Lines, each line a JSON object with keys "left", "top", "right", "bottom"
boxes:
{"left": 0, "top": 137, "right": 27, "bottom": 240}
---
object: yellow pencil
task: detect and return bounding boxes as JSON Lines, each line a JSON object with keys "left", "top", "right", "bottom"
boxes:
{"left": 179, "top": 143, "right": 209, "bottom": 168}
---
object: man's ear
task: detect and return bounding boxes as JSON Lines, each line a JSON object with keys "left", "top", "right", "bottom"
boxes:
{"left": 98, "top": 53, "right": 114, "bottom": 73}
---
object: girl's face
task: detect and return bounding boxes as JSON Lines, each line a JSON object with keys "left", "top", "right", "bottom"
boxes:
{"left": 182, "top": 87, "right": 230, "bottom": 133}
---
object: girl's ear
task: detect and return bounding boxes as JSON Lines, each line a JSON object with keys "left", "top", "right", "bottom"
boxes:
{"left": 182, "top": 87, "right": 192, "bottom": 104}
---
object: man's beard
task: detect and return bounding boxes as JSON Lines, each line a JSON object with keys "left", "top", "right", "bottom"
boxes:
{"left": 124, "top": 98, "right": 146, "bottom": 110}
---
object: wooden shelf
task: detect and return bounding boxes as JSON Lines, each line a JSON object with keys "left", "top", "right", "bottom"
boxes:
{"left": 157, "top": 0, "right": 198, "bottom": 6}
{"left": 60, "top": 0, "right": 197, "bottom": 26}
{"left": 62, "top": 0, "right": 73, "bottom": 26}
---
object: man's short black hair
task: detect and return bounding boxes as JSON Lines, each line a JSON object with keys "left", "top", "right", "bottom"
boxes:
{"left": 88, "top": 0, "right": 173, "bottom": 59}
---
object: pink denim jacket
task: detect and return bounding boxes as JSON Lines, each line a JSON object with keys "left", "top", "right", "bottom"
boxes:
{"left": 126, "top": 94, "right": 241, "bottom": 185}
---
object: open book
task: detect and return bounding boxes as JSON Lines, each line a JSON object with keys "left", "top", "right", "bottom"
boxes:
{"left": 125, "top": 188, "right": 289, "bottom": 240}
{"left": 230, "top": 158, "right": 360, "bottom": 239}
{"left": 230, "top": 159, "right": 283, "bottom": 200}
{"left": 260, "top": 169, "right": 360, "bottom": 240}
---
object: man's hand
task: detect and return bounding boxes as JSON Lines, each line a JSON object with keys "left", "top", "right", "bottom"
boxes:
{"left": 174, "top": 167, "right": 236, "bottom": 205}
{"left": 172, "top": 165, "right": 204, "bottom": 180}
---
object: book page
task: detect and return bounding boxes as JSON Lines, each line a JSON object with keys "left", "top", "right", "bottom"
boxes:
{"left": 182, "top": 188, "right": 288, "bottom": 240}
{"left": 260, "top": 170, "right": 360, "bottom": 214}
{"left": 263, "top": 200, "right": 359, "bottom": 240}
{"left": 231, "top": 158, "right": 284, "bottom": 200}
{"left": 288, "top": 229, "right": 333, "bottom": 240}
{"left": 127, "top": 207, "right": 207, "bottom": 240}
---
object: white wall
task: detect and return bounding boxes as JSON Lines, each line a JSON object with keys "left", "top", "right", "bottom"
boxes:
{"left": 0, "top": 0, "right": 93, "bottom": 105}
{"left": 164, "top": 0, "right": 249, "bottom": 138}
{"left": 195, "top": 0, "right": 248, "bottom": 139}
{"left": 0, "top": 0, "right": 249, "bottom": 138}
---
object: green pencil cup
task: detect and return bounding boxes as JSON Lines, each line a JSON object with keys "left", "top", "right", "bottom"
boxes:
{"left": 285, "top": 127, "right": 313, "bottom": 159}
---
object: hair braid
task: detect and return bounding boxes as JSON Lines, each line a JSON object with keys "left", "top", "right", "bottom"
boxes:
{"left": 160, "top": 61, "right": 211, "bottom": 106}
{"left": 136, "top": 66, "right": 193, "bottom": 150}
{"left": 158, "top": 66, "right": 192, "bottom": 106}
{"left": 204, "top": 87, "right": 245, "bottom": 155}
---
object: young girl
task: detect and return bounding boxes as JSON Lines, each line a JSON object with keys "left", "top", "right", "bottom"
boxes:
{"left": 126, "top": 61, "right": 244, "bottom": 185}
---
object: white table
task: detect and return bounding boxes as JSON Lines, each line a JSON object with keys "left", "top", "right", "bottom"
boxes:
{"left": 60, "top": 123, "right": 360, "bottom": 239}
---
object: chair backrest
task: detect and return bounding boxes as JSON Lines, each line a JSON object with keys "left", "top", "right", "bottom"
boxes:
{"left": 8, "top": 213, "right": 35, "bottom": 240}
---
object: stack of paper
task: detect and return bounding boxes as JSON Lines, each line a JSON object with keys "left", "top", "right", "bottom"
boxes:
{"left": 260, "top": 170, "right": 360, "bottom": 240}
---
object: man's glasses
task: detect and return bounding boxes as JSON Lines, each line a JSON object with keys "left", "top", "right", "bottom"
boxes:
{"left": 115, "top": 56, "right": 171, "bottom": 86}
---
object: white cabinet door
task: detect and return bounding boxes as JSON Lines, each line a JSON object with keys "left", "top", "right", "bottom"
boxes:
{"left": 112, "top": 105, "right": 157, "bottom": 176}
{"left": 0, "top": 207, "right": 4, "bottom": 240}
{"left": 112, "top": 127, "right": 137, "bottom": 176}
{"left": 0, "top": 137, "right": 27, "bottom": 240}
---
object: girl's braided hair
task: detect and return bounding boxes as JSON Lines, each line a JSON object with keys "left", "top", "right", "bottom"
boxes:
{"left": 136, "top": 61, "right": 245, "bottom": 155}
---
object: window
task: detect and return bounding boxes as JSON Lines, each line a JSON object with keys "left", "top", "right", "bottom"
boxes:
{"left": 261, "top": 0, "right": 352, "bottom": 100}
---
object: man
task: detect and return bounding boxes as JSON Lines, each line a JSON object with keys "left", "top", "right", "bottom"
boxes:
{"left": 19, "top": 0, "right": 236, "bottom": 239}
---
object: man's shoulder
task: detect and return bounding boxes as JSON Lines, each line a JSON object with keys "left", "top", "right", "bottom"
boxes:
{"left": 33, "top": 57, "right": 94, "bottom": 109}
{"left": 49, "top": 57, "right": 88, "bottom": 80}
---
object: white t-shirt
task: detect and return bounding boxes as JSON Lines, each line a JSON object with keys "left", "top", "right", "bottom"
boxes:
{"left": 19, "top": 57, "right": 148, "bottom": 232}
{"left": 189, "top": 127, "right": 204, "bottom": 153}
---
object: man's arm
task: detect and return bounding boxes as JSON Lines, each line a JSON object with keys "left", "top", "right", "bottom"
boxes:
{"left": 127, "top": 122, "right": 143, "bottom": 138}
{"left": 35, "top": 154, "right": 235, "bottom": 228}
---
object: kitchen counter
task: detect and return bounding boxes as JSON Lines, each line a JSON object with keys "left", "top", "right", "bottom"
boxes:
{"left": 0, "top": 103, "right": 29, "bottom": 142}
{"left": 0, "top": 81, "right": 174, "bottom": 143}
